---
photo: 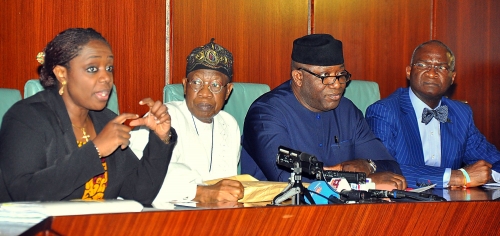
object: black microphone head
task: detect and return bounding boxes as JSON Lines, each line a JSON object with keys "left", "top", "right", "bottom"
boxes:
{"left": 340, "top": 190, "right": 371, "bottom": 201}
{"left": 298, "top": 152, "right": 317, "bottom": 163}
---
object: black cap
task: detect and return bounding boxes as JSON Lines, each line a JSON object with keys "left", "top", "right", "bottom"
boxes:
{"left": 291, "top": 34, "right": 344, "bottom": 66}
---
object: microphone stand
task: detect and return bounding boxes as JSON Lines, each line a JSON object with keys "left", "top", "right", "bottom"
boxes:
{"left": 271, "top": 161, "right": 314, "bottom": 205}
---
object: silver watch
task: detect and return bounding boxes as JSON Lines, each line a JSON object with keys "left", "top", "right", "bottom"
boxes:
{"left": 367, "top": 159, "right": 377, "bottom": 173}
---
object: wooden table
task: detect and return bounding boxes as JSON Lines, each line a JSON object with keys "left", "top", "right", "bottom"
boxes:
{"left": 24, "top": 187, "right": 498, "bottom": 235}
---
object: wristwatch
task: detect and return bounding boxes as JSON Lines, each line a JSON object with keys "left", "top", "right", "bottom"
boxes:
{"left": 367, "top": 159, "right": 377, "bottom": 174}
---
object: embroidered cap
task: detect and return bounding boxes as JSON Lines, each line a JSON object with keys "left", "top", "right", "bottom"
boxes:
{"left": 186, "top": 38, "right": 233, "bottom": 81}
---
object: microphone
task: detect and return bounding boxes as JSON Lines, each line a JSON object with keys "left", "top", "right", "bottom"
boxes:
{"left": 339, "top": 190, "right": 372, "bottom": 202}
{"left": 368, "top": 189, "right": 399, "bottom": 198}
{"left": 298, "top": 152, "right": 318, "bottom": 163}
{"left": 305, "top": 181, "right": 342, "bottom": 205}
{"left": 368, "top": 189, "right": 447, "bottom": 202}
{"left": 336, "top": 189, "right": 447, "bottom": 202}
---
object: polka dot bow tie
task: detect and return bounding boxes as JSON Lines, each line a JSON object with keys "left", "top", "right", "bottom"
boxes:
{"left": 421, "top": 105, "right": 449, "bottom": 125}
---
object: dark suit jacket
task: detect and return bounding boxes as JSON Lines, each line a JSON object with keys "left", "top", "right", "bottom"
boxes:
{"left": 241, "top": 80, "right": 402, "bottom": 182}
{"left": 0, "top": 88, "right": 176, "bottom": 204}
{"left": 366, "top": 87, "right": 500, "bottom": 188}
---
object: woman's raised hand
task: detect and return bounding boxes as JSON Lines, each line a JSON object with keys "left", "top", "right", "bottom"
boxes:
{"left": 93, "top": 113, "right": 139, "bottom": 157}
{"left": 128, "top": 98, "right": 172, "bottom": 141}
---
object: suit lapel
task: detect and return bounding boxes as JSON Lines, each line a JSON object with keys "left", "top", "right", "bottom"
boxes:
{"left": 439, "top": 99, "right": 459, "bottom": 168}
{"left": 399, "top": 88, "right": 425, "bottom": 165}
{"left": 42, "top": 89, "right": 79, "bottom": 155}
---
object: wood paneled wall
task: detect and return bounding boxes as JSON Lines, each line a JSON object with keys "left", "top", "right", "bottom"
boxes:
{"left": 314, "top": 0, "right": 431, "bottom": 98}
{"left": 433, "top": 0, "right": 500, "bottom": 148}
{"left": 169, "top": 0, "right": 308, "bottom": 88}
{"left": 1, "top": 0, "right": 498, "bottom": 147}
{"left": 0, "top": 0, "right": 167, "bottom": 115}
{"left": 312, "top": 0, "right": 499, "bottom": 148}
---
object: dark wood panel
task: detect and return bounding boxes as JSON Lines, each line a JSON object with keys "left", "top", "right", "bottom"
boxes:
{"left": 313, "top": 0, "right": 432, "bottom": 99}
{"left": 170, "top": 0, "right": 308, "bottom": 89}
{"left": 0, "top": 0, "right": 166, "bottom": 116}
{"left": 0, "top": 1, "right": 43, "bottom": 90}
{"left": 47, "top": 201, "right": 500, "bottom": 235}
{"left": 434, "top": 0, "right": 500, "bottom": 148}
{"left": 2, "top": 0, "right": 497, "bottom": 147}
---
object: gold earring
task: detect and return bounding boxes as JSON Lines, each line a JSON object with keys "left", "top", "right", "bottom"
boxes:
{"left": 59, "top": 81, "right": 66, "bottom": 96}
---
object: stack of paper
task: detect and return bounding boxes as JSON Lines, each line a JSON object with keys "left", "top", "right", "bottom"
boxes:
{"left": 0, "top": 199, "right": 143, "bottom": 217}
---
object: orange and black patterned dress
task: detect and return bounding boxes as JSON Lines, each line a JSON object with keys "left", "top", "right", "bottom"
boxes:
{"left": 76, "top": 140, "right": 108, "bottom": 200}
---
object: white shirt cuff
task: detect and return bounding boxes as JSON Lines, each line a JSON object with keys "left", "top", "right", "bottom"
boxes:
{"left": 152, "top": 163, "right": 202, "bottom": 205}
{"left": 443, "top": 168, "right": 452, "bottom": 188}
{"left": 492, "top": 170, "right": 500, "bottom": 182}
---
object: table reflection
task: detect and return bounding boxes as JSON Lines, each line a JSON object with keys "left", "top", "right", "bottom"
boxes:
{"left": 162, "top": 187, "right": 500, "bottom": 210}
{"left": 195, "top": 201, "right": 244, "bottom": 208}
{"left": 431, "top": 187, "right": 500, "bottom": 201}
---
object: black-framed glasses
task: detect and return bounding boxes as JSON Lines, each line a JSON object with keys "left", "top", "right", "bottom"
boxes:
{"left": 298, "top": 68, "right": 351, "bottom": 85}
{"left": 412, "top": 62, "right": 451, "bottom": 73}
{"left": 188, "top": 78, "right": 227, "bottom": 94}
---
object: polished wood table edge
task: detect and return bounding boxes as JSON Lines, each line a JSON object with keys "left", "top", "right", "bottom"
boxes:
{"left": 42, "top": 200, "right": 500, "bottom": 235}
{"left": 22, "top": 217, "right": 52, "bottom": 236}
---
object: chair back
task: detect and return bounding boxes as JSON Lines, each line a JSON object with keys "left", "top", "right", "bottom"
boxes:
{"left": 23, "top": 79, "right": 44, "bottom": 99}
{"left": 0, "top": 89, "right": 21, "bottom": 203}
{"left": 343, "top": 80, "right": 380, "bottom": 116}
{"left": 24, "top": 79, "right": 120, "bottom": 114}
{"left": 0, "top": 88, "right": 22, "bottom": 125}
{"left": 163, "top": 82, "right": 270, "bottom": 135}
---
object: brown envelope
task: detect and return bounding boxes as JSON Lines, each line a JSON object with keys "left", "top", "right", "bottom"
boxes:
{"left": 204, "top": 174, "right": 308, "bottom": 203}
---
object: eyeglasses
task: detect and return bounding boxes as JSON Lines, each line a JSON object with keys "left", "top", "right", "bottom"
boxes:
{"left": 412, "top": 62, "right": 451, "bottom": 73}
{"left": 298, "top": 68, "right": 351, "bottom": 85}
{"left": 188, "top": 78, "right": 227, "bottom": 94}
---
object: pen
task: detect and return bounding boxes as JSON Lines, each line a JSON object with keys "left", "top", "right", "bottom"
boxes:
{"left": 335, "top": 136, "right": 340, "bottom": 148}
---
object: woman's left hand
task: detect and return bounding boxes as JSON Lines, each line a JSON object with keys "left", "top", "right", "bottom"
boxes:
{"left": 129, "top": 98, "right": 171, "bottom": 141}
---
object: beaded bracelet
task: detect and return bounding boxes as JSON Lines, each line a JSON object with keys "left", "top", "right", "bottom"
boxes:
{"left": 94, "top": 144, "right": 102, "bottom": 159}
{"left": 163, "top": 131, "right": 172, "bottom": 144}
{"left": 458, "top": 168, "right": 470, "bottom": 188}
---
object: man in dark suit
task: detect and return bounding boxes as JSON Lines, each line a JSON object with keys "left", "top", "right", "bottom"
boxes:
{"left": 366, "top": 40, "right": 500, "bottom": 188}
{"left": 241, "top": 34, "right": 407, "bottom": 190}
